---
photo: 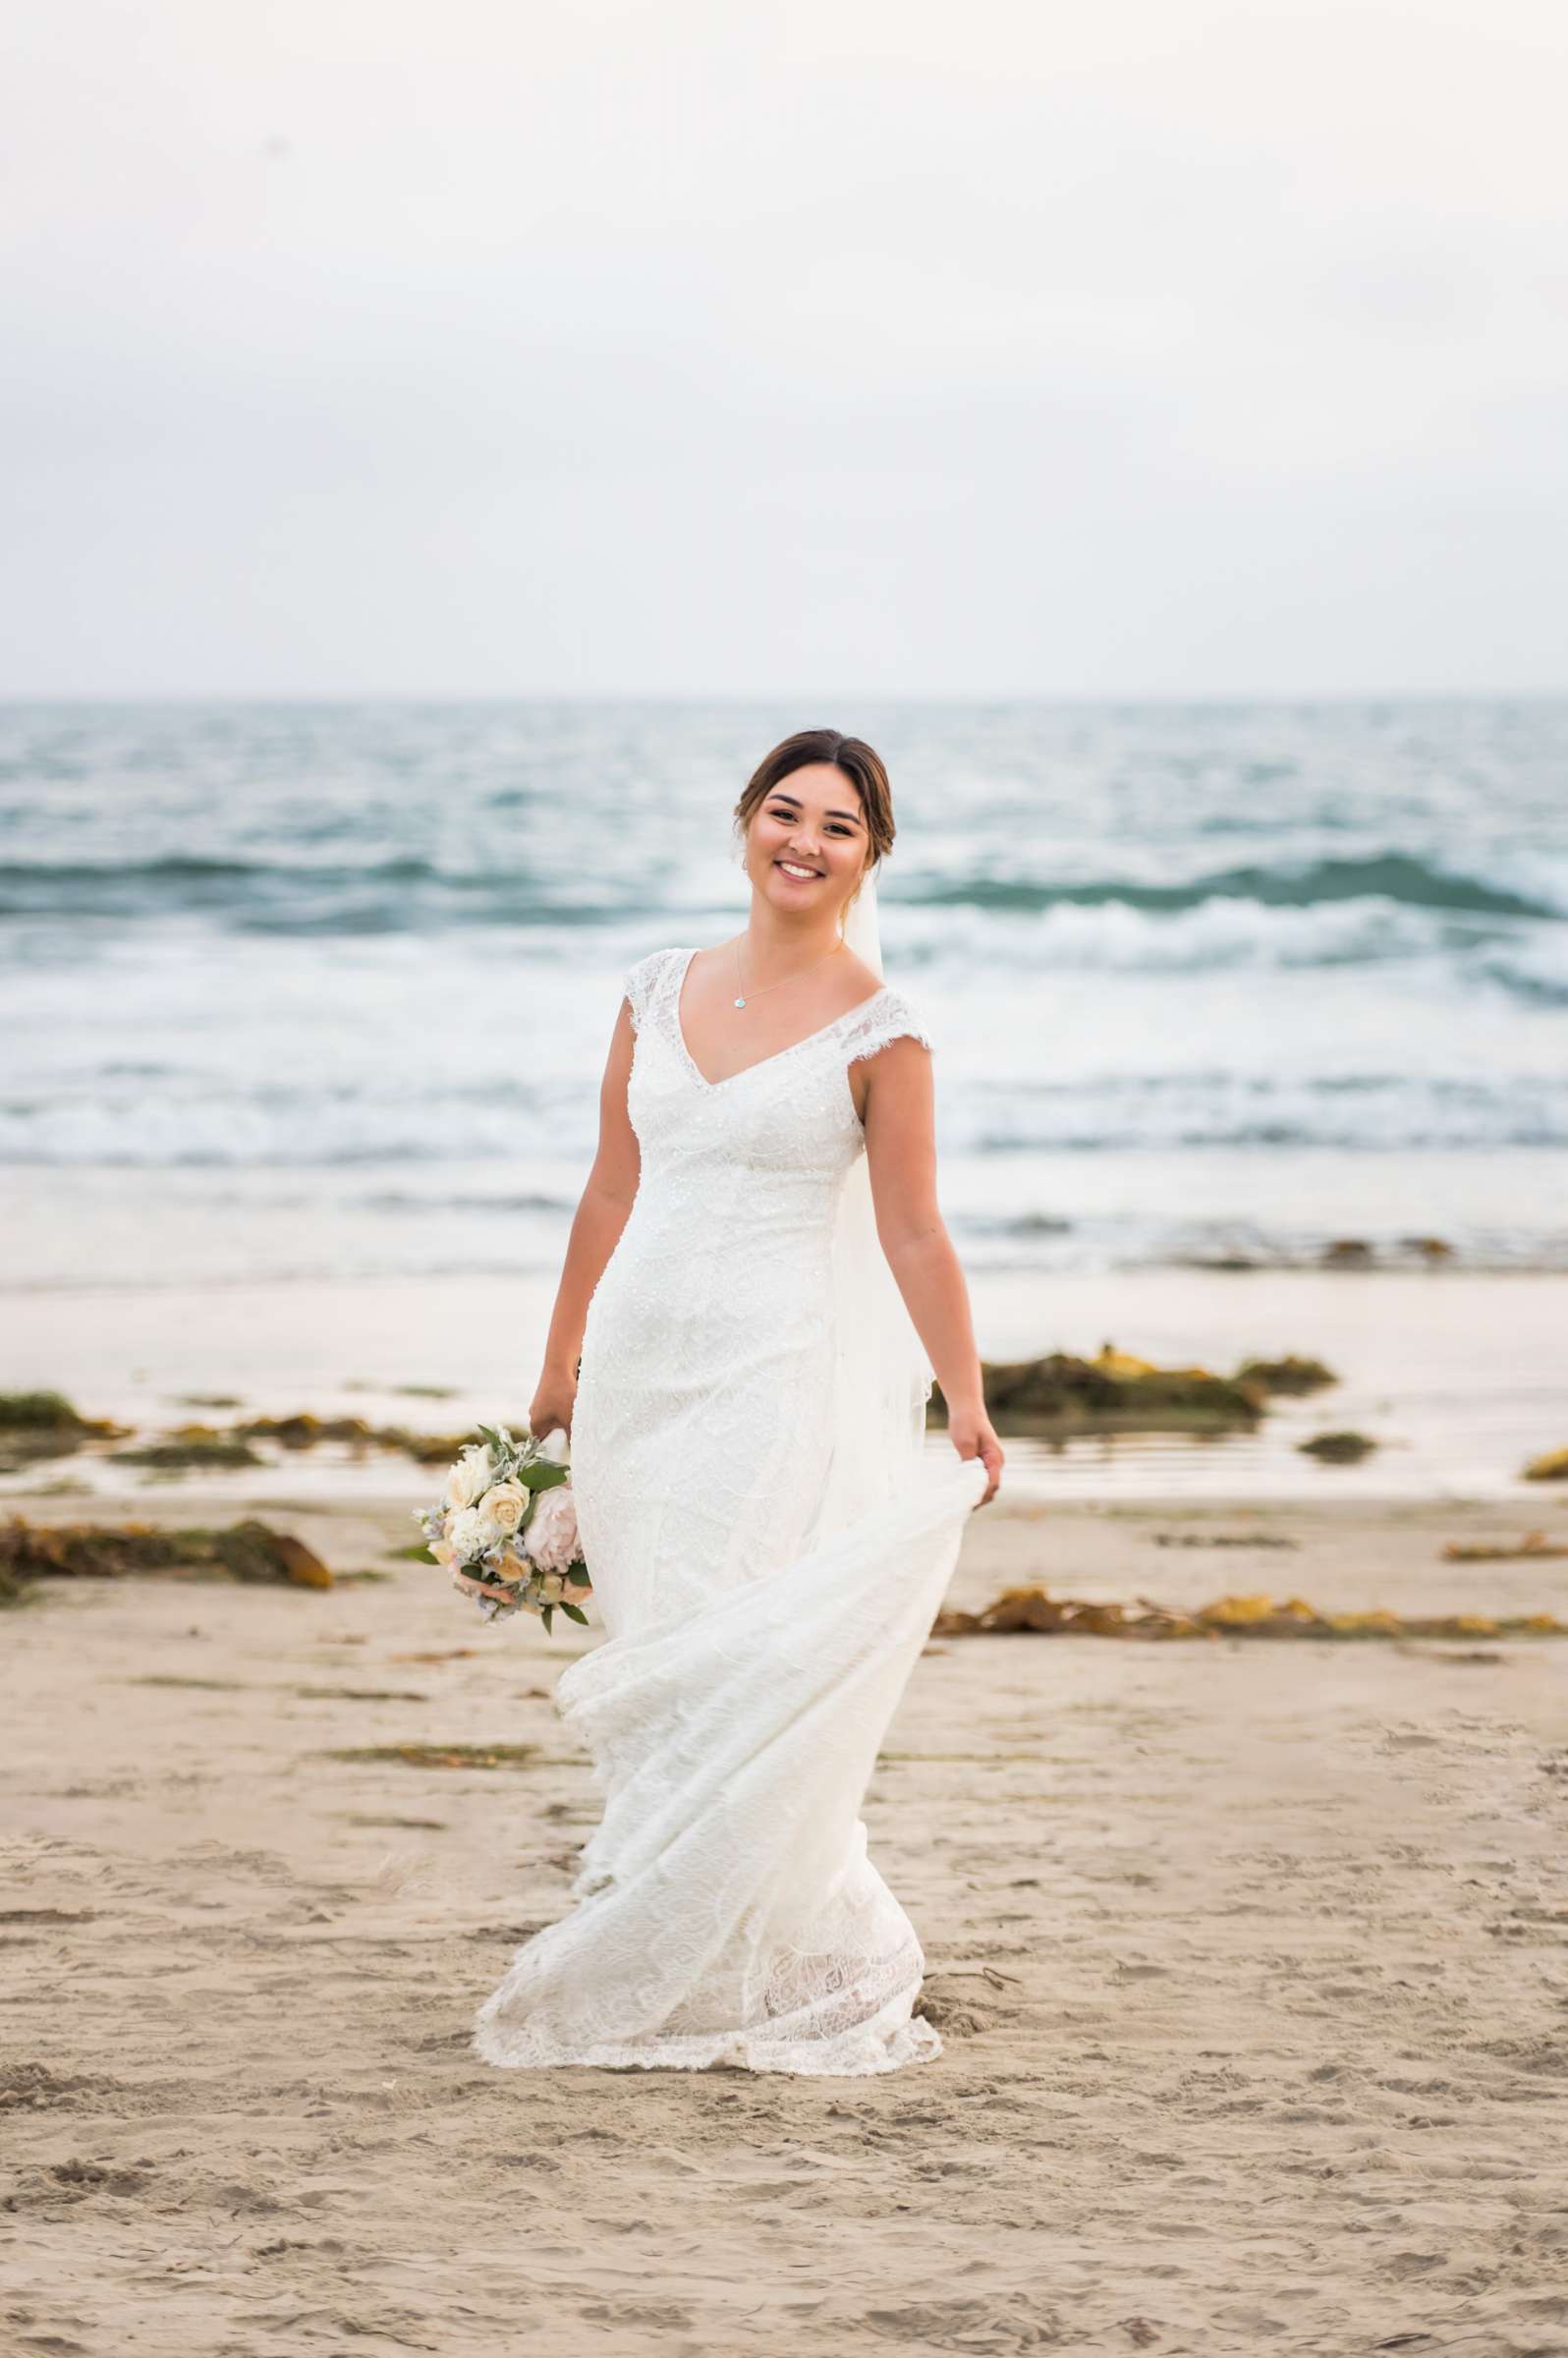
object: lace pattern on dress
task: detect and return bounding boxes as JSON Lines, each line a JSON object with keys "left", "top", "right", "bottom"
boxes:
{"left": 471, "top": 939, "right": 979, "bottom": 2079}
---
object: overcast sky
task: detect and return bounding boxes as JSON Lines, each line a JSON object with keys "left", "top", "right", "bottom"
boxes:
{"left": 2, "top": 0, "right": 1564, "bottom": 698}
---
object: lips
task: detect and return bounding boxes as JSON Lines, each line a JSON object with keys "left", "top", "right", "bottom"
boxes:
{"left": 775, "top": 860, "right": 822, "bottom": 879}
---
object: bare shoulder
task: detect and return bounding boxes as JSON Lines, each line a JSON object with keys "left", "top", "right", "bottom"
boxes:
{"left": 838, "top": 946, "right": 884, "bottom": 1005}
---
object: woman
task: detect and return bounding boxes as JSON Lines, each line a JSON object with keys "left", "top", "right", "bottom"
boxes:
{"left": 469, "top": 726, "right": 1005, "bottom": 2076}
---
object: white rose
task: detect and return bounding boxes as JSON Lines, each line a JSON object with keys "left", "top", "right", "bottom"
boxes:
{"left": 521, "top": 1485, "right": 581, "bottom": 1576}
{"left": 477, "top": 1479, "right": 528, "bottom": 1538}
{"left": 447, "top": 1505, "right": 492, "bottom": 1563}
{"left": 444, "top": 1445, "right": 493, "bottom": 1511}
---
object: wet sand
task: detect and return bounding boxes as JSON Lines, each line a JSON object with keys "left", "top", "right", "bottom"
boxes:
{"left": 5, "top": 1264, "right": 1568, "bottom": 1513}
{"left": 4, "top": 1478, "right": 1566, "bottom": 2356}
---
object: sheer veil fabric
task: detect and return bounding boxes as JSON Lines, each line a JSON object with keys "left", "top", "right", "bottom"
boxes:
{"left": 473, "top": 863, "right": 988, "bottom": 2076}
{"left": 811, "top": 862, "right": 942, "bottom": 1546}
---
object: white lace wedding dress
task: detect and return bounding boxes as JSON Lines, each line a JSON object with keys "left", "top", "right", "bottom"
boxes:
{"left": 474, "top": 938, "right": 988, "bottom": 2076}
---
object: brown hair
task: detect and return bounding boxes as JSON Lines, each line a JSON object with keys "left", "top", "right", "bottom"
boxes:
{"left": 732, "top": 730, "right": 895, "bottom": 909}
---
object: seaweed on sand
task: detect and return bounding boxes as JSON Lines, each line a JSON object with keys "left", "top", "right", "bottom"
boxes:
{"left": 931, "top": 1345, "right": 1264, "bottom": 1435}
{"left": 235, "top": 1412, "right": 517, "bottom": 1464}
{"left": 1298, "top": 1431, "right": 1378, "bottom": 1464}
{"left": 932, "top": 1588, "right": 1567, "bottom": 1643}
{"left": 115, "top": 1435, "right": 265, "bottom": 1470}
{"left": 323, "top": 1742, "right": 535, "bottom": 1770}
{"left": 1235, "top": 1356, "right": 1338, "bottom": 1396}
{"left": 1442, "top": 1532, "right": 1568, "bottom": 1563}
{"left": 0, "top": 1516, "right": 332, "bottom": 1603}
{"left": 0, "top": 1391, "right": 130, "bottom": 1472}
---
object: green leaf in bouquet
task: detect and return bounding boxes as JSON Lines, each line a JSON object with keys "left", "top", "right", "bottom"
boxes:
{"left": 520, "top": 1460, "right": 569, "bottom": 1492}
{"left": 559, "top": 1600, "right": 589, "bottom": 1626}
{"left": 541, "top": 1603, "right": 555, "bottom": 1634}
{"left": 565, "top": 1562, "right": 591, "bottom": 1587}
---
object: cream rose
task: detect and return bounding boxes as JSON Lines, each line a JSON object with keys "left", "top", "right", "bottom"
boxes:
{"left": 539, "top": 1572, "right": 566, "bottom": 1603}
{"left": 444, "top": 1445, "right": 493, "bottom": 1512}
{"left": 477, "top": 1479, "right": 528, "bottom": 1538}
{"left": 521, "top": 1485, "right": 581, "bottom": 1576}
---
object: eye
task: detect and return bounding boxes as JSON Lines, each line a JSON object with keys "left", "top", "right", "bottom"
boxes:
{"left": 769, "top": 805, "right": 854, "bottom": 834}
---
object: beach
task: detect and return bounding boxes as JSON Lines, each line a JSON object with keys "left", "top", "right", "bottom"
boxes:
{"left": 5, "top": 1454, "right": 1567, "bottom": 2355}
{"left": 5, "top": 1262, "right": 1567, "bottom": 1507}
{"left": 5, "top": 0, "right": 1568, "bottom": 2301}
{"left": 5, "top": 694, "right": 1568, "bottom": 2349}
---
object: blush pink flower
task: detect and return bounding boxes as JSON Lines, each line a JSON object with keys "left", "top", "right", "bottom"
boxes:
{"left": 522, "top": 1485, "right": 580, "bottom": 1575}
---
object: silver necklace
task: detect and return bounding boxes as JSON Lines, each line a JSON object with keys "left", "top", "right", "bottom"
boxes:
{"left": 732, "top": 935, "right": 844, "bottom": 1010}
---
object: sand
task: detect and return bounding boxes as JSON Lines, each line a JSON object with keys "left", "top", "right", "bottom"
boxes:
{"left": 4, "top": 1480, "right": 1567, "bottom": 2357}
{"left": 6, "top": 1264, "right": 1568, "bottom": 1505}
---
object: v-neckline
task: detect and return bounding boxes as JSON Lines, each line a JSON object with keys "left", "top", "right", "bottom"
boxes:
{"left": 670, "top": 944, "right": 890, "bottom": 1093}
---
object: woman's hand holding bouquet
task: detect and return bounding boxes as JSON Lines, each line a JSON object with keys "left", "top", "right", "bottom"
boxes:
{"left": 415, "top": 1423, "right": 591, "bottom": 1632}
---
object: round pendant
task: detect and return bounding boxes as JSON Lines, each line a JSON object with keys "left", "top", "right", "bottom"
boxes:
{"left": 734, "top": 995, "right": 747, "bottom": 1008}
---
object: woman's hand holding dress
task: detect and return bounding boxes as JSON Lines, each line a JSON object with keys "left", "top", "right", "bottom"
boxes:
{"left": 945, "top": 1399, "right": 1005, "bottom": 1505}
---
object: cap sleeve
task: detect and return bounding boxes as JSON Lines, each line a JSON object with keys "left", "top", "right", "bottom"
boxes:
{"left": 841, "top": 986, "right": 935, "bottom": 1065}
{"left": 622, "top": 946, "right": 679, "bottom": 1034}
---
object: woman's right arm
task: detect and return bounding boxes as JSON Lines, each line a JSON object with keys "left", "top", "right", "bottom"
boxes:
{"left": 528, "top": 995, "right": 641, "bottom": 1441}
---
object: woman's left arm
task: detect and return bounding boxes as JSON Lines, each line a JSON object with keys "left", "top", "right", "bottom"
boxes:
{"left": 858, "top": 1039, "right": 1005, "bottom": 1505}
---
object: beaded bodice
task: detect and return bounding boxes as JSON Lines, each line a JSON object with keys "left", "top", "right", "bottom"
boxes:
{"left": 625, "top": 942, "right": 933, "bottom": 1203}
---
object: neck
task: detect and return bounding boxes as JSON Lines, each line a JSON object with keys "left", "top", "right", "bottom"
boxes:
{"left": 741, "top": 900, "right": 845, "bottom": 974}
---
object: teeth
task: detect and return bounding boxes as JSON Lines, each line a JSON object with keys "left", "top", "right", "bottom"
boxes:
{"left": 778, "top": 861, "right": 820, "bottom": 877}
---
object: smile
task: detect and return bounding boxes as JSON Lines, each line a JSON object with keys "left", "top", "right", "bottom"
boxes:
{"left": 775, "top": 860, "right": 822, "bottom": 879}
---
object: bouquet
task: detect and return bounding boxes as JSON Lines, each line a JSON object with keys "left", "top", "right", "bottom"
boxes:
{"left": 414, "top": 1423, "right": 591, "bottom": 1631}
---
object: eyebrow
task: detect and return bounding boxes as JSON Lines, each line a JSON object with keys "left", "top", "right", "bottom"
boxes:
{"left": 767, "top": 791, "right": 865, "bottom": 827}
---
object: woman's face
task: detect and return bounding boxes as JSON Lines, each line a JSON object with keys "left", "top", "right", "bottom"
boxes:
{"left": 743, "top": 762, "right": 869, "bottom": 925}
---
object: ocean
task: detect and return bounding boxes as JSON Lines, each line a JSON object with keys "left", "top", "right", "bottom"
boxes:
{"left": 3, "top": 696, "right": 1567, "bottom": 1299}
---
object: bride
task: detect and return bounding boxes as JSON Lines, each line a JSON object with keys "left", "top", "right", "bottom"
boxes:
{"left": 466, "top": 726, "right": 1005, "bottom": 2076}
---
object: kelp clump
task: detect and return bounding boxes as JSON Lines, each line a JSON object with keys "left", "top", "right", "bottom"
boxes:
{"left": 0, "top": 1391, "right": 130, "bottom": 1473}
{"left": 235, "top": 1412, "right": 496, "bottom": 1465}
{"left": 931, "top": 1345, "right": 1265, "bottom": 1435}
{"left": 1236, "top": 1356, "right": 1337, "bottom": 1396}
{"left": 115, "top": 1411, "right": 512, "bottom": 1471}
{"left": 0, "top": 1515, "right": 331, "bottom": 1604}
{"left": 1298, "top": 1431, "right": 1378, "bottom": 1464}
{"left": 1442, "top": 1532, "right": 1568, "bottom": 1563}
{"left": 116, "top": 1433, "right": 265, "bottom": 1470}
{"left": 932, "top": 1587, "right": 1567, "bottom": 1643}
